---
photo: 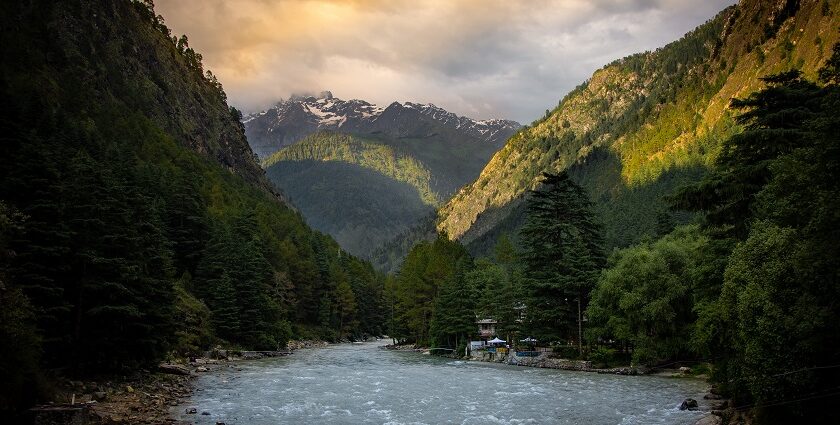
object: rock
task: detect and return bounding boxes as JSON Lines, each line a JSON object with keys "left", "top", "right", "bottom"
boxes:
{"left": 196, "top": 366, "right": 209, "bottom": 372}
{"left": 185, "top": 407, "right": 197, "bottom": 414}
{"left": 679, "top": 366, "right": 691, "bottom": 374}
{"left": 709, "top": 400, "right": 729, "bottom": 410}
{"left": 680, "top": 398, "right": 699, "bottom": 411}
{"left": 704, "top": 392, "right": 723, "bottom": 400}
{"left": 93, "top": 391, "right": 108, "bottom": 401}
{"left": 159, "top": 363, "right": 192, "bottom": 376}
{"left": 201, "top": 411, "right": 210, "bottom": 415}
{"left": 694, "top": 414, "right": 723, "bottom": 425}
{"left": 126, "top": 385, "right": 134, "bottom": 393}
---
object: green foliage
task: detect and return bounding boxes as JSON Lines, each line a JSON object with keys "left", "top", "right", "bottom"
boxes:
{"left": 369, "top": 213, "right": 438, "bottom": 274}
{"left": 468, "top": 258, "right": 524, "bottom": 340}
{"left": 586, "top": 226, "right": 707, "bottom": 366}
{"left": 171, "top": 275, "right": 213, "bottom": 356}
{"left": 673, "top": 71, "right": 822, "bottom": 238}
{"left": 676, "top": 49, "right": 840, "bottom": 422}
{"left": 588, "top": 346, "right": 619, "bottom": 368}
{"left": 266, "top": 160, "right": 433, "bottom": 259}
{"left": 429, "top": 257, "right": 477, "bottom": 350}
{"left": 388, "top": 234, "right": 471, "bottom": 346}
{"left": 264, "top": 131, "right": 439, "bottom": 205}
{"left": 0, "top": 0, "right": 387, "bottom": 396}
{"left": 519, "top": 173, "right": 604, "bottom": 346}
{"left": 0, "top": 202, "right": 48, "bottom": 411}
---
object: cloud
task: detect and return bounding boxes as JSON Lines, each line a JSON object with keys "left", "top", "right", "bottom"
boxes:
{"left": 155, "top": 0, "right": 736, "bottom": 123}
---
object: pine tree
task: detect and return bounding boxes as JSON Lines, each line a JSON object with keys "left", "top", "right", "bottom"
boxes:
{"left": 676, "top": 48, "right": 840, "bottom": 422}
{"left": 519, "top": 172, "right": 604, "bottom": 352}
{"left": 209, "top": 271, "right": 239, "bottom": 341}
{"left": 429, "top": 256, "right": 476, "bottom": 351}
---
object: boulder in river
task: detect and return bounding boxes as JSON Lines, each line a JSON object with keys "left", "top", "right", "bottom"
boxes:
{"left": 680, "top": 398, "right": 699, "bottom": 411}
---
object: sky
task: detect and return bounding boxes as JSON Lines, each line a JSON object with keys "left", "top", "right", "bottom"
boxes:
{"left": 155, "top": 0, "right": 737, "bottom": 124}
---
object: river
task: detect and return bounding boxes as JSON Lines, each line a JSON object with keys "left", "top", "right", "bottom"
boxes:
{"left": 172, "top": 340, "right": 710, "bottom": 424}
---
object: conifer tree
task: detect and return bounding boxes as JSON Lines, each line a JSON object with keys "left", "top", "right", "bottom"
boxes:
{"left": 429, "top": 257, "right": 476, "bottom": 351}
{"left": 519, "top": 172, "right": 604, "bottom": 352}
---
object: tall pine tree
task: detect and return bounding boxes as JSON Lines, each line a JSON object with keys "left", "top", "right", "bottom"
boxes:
{"left": 520, "top": 172, "right": 604, "bottom": 353}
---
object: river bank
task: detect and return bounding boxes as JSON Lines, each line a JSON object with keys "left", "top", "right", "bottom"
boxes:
{"left": 27, "top": 340, "right": 328, "bottom": 424}
{"left": 383, "top": 343, "right": 729, "bottom": 425}
{"left": 471, "top": 352, "right": 730, "bottom": 425}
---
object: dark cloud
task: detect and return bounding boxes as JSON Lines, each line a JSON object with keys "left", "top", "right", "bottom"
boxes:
{"left": 156, "top": 0, "right": 736, "bottom": 123}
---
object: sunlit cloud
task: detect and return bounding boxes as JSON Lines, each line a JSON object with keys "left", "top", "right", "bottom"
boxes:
{"left": 156, "top": 0, "right": 736, "bottom": 123}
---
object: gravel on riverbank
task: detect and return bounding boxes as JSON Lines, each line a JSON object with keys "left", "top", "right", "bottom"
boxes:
{"left": 28, "top": 340, "right": 329, "bottom": 424}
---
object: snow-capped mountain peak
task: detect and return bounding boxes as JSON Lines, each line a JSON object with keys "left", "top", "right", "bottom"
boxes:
{"left": 243, "top": 92, "right": 520, "bottom": 159}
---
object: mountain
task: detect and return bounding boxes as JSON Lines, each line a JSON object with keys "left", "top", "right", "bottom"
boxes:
{"left": 244, "top": 91, "right": 519, "bottom": 159}
{"left": 438, "top": 0, "right": 840, "bottom": 255}
{"left": 0, "top": 0, "right": 387, "bottom": 409}
{"left": 245, "top": 92, "right": 519, "bottom": 195}
{"left": 248, "top": 94, "right": 520, "bottom": 260}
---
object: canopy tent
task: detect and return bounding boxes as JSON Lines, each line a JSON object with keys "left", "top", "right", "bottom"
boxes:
{"left": 488, "top": 337, "right": 506, "bottom": 344}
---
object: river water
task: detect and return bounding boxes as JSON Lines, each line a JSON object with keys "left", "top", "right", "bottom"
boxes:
{"left": 173, "top": 340, "right": 710, "bottom": 424}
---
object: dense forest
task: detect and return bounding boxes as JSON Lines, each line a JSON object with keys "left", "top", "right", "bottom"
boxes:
{"left": 388, "top": 46, "right": 840, "bottom": 423}
{"left": 263, "top": 132, "right": 438, "bottom": 257}
{"left": 0, "top": 0, "right": 386, "bottom": 412}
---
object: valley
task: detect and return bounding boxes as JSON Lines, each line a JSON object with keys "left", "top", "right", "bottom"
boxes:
{"left": 245, "top": 92, "right": 519, "bottom": 259}
{"left": 2, "top": 0, "right": 840, "bottom": 424}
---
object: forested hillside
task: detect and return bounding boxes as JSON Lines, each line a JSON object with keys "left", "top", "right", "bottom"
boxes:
{"left": 247, "top": 93, "right": 519, "bottom": 263}
{"left": 0, "top": 0, "right": 385, "bottom": 411}
{"left": 264, "top": 132, "right": 437, "bottom": 257}
{"left": 264, "top": 132, "right": 439, "bottom": 205}
{"left": 438, "top": 0, "right": 840, "bottom": 254}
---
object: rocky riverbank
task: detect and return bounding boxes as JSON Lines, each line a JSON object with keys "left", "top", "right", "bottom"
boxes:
{"left": 28, "top": 340, "right": 328, "bottom": 424}
{"left": 382, "top": 343, "right": 428, "bottom": 352}
{"left": 470, "top": 351, "right": 733, "bottom": 425}
{"left": 469, "top": 349, "right": 642, "bottom": 375}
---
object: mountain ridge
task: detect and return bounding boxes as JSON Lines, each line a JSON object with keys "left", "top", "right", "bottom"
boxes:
{"left": 243, "top": 91, "right": 520, "bottom": 159}
{"left": 438, "top": 0, "right": 840, "bottom": 253}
